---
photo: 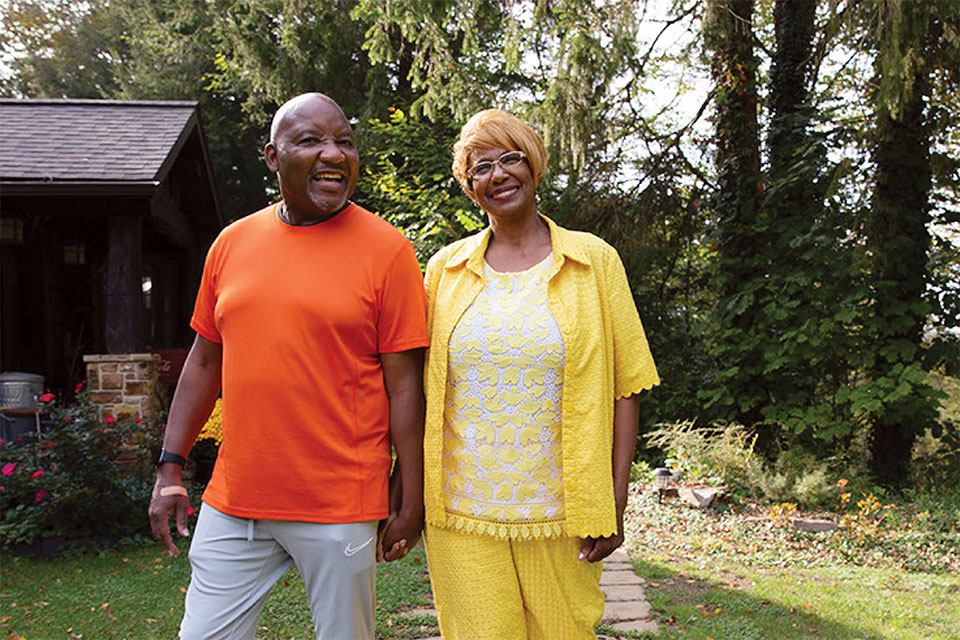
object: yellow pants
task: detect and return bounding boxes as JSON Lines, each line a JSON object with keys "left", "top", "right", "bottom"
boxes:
{"left": 424, "top": 524, "right": 604, "bottom": 640}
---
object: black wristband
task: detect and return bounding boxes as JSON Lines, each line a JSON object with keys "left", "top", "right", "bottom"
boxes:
{"left": 157, "top": 449, "right": 188, "bottom": 468}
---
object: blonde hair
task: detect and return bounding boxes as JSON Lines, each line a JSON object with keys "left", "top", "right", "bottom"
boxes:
{"left": 452, "top": 109, "right": 548, "bottom": 198}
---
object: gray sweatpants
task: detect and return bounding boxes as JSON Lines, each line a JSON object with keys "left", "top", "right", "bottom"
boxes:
{"left": 179, "top": 503, "right": 377, "bottom": 640}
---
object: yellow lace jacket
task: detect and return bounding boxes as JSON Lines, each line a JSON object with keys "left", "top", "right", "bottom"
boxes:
{"left": 424, "top": 215, "right": 660, "bottom": 538}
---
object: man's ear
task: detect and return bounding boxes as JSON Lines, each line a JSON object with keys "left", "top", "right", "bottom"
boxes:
{"left": 264, "top": 143, "right": 279, "bottom": 173}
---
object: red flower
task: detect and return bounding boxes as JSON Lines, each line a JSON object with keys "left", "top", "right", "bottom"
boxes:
{"left": 35, "top": 489, "right": 49, "bottom": 502}
{"left": 187, "top": 505, "right": 196, "bottom": 516}
{"left": 43, "top": 440, "right": 56, "bottom": 449}
{"left": 31, "top": 470, "right": 45, "bottom": 479}
{"left": 75, "top": 382, "right": 84, "bottom": 392}
{"left": 61, "top": 418, "right": 71, "bottom": 424}
{"left": 1, "top": 463, "right": 14, "bottom": 476}
{"left": 39, "top": 393, "right": 55, "bottom": 403}
{"left": 0, "top": 439, "right": 4, "bottom": 446}
{"left": 134, "top": 417, "right": 142, "bottom": 424}
{"left": 105, "top": 416, "right": 116, "bottom": 424}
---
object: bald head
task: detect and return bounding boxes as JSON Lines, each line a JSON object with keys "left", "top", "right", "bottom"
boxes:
{"left": 270, "top": 92, "right": 345, "bottom": 145}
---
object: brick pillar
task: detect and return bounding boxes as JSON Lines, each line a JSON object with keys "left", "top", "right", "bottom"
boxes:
{"left": 83, "top": 353, "right": 161, "bottom": 474}
{"left": 83, "top": 353, "right": 160, "bottom": 419}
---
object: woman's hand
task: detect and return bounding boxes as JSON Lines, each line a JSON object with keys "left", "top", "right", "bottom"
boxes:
{"left": 578, "top": 528, "right": 624, "bottom": 563}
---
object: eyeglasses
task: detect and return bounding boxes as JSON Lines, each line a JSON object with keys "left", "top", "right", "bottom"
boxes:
{"left": 466, "top": 150, "right": 527, "bottom": 180}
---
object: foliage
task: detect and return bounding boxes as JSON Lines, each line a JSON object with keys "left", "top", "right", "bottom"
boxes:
{"left": 626, "top": 482, "right": 959, "bottom": 574}
{"left": 753, "top": 449, "right": 839, "bottom": 509}
{"left": 191, "top": 397, "right": 222, "bottom": 460}
{"left": 835, "top": 480, "right": 892, "bottom": 548}
{"left": 0, "top": 392, "right": 157, "bottom": 547}
{"left": 356, "top": 107, "right": 483, "bottom": 265}
{"left": 647, "top": 420, "right": 851, "bottom": 508}
{"left": 646, "top": 420, "right": 762, "bottom": 494}
{"left": 353, "top": 0, "right": 647, "bottom": 173}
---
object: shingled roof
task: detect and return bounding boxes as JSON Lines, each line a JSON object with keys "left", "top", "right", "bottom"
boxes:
{"left": 0, "top": 98, "right": 201, "bottom": 182}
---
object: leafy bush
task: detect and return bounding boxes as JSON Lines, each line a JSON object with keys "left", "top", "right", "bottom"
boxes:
{"left": 646, "top": 420, "right": 763, "bottom": 495}
{"left": 753, "top": 449, "right": 839, "bottom": 508}
{"left": 0, "top": 391, "right": 157, "bottom": 548}
{"left": 646, "top": 420, "right": 842, "bottom": 507}
{"left": 910, "top": 422, "right": 960, "bottom": 493}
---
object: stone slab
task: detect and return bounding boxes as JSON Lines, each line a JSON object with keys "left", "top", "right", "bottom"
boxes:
{"left": 610, "top": 619, "right": 660, "bottom": 634}
{"left": 600, "top": 570, "right": 645, "bottom": 586}
{"left": 602, "top": 600, "right": 651, "bottom": 622}
{"left": 602, "top": 584, "right": 646, "bottom": 601}
{"left": 790, "top": 517, "right": 839, "bottom": 532}
{"left": 607, "top": 547, "right": 631, "bottom": 563}
{"left": 603, "top": 561, "right": 633, "bottom": 571}
{"left": 400, "top": 607, "right": 437, "bottom": 617}
{"left": 677, "top": 486, "right": 724, "bottom": 507}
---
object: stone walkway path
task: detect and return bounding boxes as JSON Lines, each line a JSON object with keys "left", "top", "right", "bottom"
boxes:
{"left": 402, "top": 547, "right": 658, "bottom": 638}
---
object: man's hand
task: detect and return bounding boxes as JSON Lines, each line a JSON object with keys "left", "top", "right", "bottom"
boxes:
{"left": 377, "top": 509, "right": 423, "bottom": 562}
{"left": 148, "top": 468, "right": 191, "bottom": 556}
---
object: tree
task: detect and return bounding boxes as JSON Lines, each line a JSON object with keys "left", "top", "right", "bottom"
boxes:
{"left": 700, "top": 0, "right": 763, "bottom": 422}
{"left": 866, "top": 0, "right": 943, "bottom": 487}
{"left": 0, "top": 0, "right": 270, "bottom": 217}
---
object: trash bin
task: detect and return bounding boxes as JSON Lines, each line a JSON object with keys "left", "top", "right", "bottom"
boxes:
{"left": 0, "top": 371, "right": 44, "bottom": 446}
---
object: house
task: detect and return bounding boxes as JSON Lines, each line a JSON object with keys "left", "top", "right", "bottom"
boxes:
{"left": 0, "top": 99, "right": 223, "bottom": 393}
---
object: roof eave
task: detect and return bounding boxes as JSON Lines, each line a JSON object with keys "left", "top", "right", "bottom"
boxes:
{"left": 0, "top": 180, "right": 160, "bottom": 198}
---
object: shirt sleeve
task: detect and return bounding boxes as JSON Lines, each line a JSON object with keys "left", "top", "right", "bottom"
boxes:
{"left": 603, "top": 247, "right": 660, "bottom": 398}
{"left": 377, "top": 240, "right": 430, "bottom": 354}
{"left": 190, "top": 237, "right": 223, "bottom": 344}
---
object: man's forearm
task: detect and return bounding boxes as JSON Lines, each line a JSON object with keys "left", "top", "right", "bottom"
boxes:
{"left": 161, "top": 335, "right": 223, "bottom": 463}
{"left": 380, "top": 349, "right": 426, "bottom": 516}
{"left": 389, "top": 388, "right": 425, "bottom": 515}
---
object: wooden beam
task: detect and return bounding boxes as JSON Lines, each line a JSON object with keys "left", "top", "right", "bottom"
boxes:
{"left": 105, "top": 215, "right": 143, "bottom": 353}
{"left": 150, "top": 186, "right": 195, "bottom": 248}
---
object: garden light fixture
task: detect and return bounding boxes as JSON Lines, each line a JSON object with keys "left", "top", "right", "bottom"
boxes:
{"left": 653, "top": 467, "right": 672, "bottom": 504}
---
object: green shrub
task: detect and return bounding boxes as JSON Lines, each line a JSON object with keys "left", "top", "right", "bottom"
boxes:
{"left": 646, "top": 420, "right": 841, "bottom": 507}
{"left": 646, "top": 420, "right": 763, "bottom": 494}
{"left": 754, "top": 450, "right": 839, "bottom": 508}
{"left": 910, "top": 422, "right": 960, "bottom": 493}
{"left": 0, "top": 390, "right": 157, "bottom": 548}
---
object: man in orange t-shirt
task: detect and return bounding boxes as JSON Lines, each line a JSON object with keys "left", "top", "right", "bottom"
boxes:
{"left": 148, "top": 92, "right": 428, "bottom": 640}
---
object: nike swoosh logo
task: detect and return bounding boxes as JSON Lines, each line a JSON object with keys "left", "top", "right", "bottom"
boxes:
{"left": 344, "top": 536, "right": 375, "bottom": 557}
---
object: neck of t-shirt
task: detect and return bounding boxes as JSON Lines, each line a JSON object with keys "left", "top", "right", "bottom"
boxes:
{"left": 278, "top": 201, "right": 353, "bottom": 226}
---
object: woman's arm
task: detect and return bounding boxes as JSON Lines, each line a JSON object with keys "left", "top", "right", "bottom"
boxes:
{"left": 579, "top": 393, "right": 640, "bottom": 562}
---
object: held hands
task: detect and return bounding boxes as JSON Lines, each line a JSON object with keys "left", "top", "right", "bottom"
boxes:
{"left": 377, "top": 508, "right": 423, "bottom": 563}
{"left": 148, "top": 471, "right": 191, "bottom": 556}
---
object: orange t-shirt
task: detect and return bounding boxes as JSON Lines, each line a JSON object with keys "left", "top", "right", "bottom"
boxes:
{"left": 191, "top": 203, "right": 428, "bottom": 523}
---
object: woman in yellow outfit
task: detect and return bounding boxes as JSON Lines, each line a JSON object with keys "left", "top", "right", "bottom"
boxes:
{"left": 423, "top": 109, "right": 660, "bottom": 640}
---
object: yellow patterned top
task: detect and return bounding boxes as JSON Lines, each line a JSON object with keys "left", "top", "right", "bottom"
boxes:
{"left": 442, "top": 255, "right": 566, "bottom": 539}
{"left": 424, "top": 215, "right": 660, "bottom": 539}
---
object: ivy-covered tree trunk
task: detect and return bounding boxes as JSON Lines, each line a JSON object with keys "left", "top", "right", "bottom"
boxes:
{"left": 703, "top": 0, "right": 762, "bottom": 422}
{"left": 867, "top": 0, "right": 936, "bottom": 487}
{"left": 768, "top": 0, "right": 816, "bottom": 191}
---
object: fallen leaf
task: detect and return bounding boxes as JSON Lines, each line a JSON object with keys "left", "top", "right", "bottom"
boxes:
{"left": 178, "top": 586, "right": 188, "bottom": 594}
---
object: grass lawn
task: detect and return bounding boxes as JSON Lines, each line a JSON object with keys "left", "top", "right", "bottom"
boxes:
{"left": 0, "top": 538, "right": 436, "bottom": 639}
{"left": 622, "top": 486, "right": 960, "bottom": 640}
{"left": 2, "top": 485, "right": 957, "bottom": 639}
